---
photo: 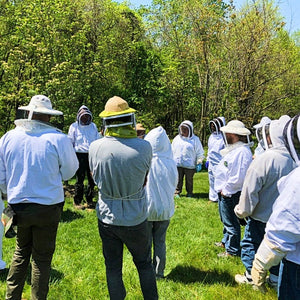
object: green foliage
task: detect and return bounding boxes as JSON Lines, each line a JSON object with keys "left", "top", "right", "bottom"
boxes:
{"left": 0, "top": 0, "right": 299, "bottom": 140}
{"left": 1, "top": 174, "right": 277, "bottom": 299}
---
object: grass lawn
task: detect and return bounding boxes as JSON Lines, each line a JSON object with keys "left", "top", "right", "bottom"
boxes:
{"left": 1, "top": 171, "right": 277, "bottom": 299}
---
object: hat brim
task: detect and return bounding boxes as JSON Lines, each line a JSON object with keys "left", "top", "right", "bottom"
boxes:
{"left": 99, "top": 107, "right": 136, "bottom": 118}
{"left": 221, "top": 126, "right": 250, "bottom": 135}
{"left": 18, "top": 106, "right": 63, "bottom": 116}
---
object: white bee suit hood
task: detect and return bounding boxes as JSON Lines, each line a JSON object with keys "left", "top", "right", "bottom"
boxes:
{"left": 268, "top": 115, "right": 291, "bottom": 149}
{"left": 145, "top": 126, "right": 178, "bottom": 221}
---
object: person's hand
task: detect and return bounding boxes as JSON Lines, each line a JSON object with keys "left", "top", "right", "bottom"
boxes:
{"left": 251, "top": 258, "right": 268, "bottom": 286}
{"left": 205, "top": 161, "right": 209, "bottom": 169}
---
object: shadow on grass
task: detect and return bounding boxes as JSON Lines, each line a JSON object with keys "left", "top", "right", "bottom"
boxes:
{"left": 49, "top": 268, "right": 64, "bottom": 284}
{"left": 167, "top": 265, "right": 236, "bottom": 286}
{"left": 60, "top": 208, "right": 84, "bottom": 223}
{"left": 0, "top": 268, "right": 9, "bottom": 282}
{"left": 0, "top": 267, "right": 64, "bottom": 285}
{"left": 192, "top": 193, "right": 209, "bottom": 199}
{"left": 25, "top": 266, "right": 64, "bottom": 285}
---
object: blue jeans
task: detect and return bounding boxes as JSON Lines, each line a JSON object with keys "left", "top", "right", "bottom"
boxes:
{"left": 218, "top": 192, "right": 241, "bottom": 256}
{"left": 241, "top": 217, "right": 279, "bottom": 275}
{"left": 148, "top": 220, "right": 170, "bottom": 277}
{"left": 98, "top": 220, "right": 158, "bottom": 300}
{"left": 278, "top": 258, "right": 300, "bottom": 300}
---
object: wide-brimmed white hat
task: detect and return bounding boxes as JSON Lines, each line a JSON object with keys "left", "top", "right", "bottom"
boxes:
{"left": 221, "top": 120, "right": 250, "bottom": 136}
{"left": 18, "top": 95, "right": 63, "bottom": 116}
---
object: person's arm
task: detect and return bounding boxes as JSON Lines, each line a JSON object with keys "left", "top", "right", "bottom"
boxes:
{"left": 234, "top": 163, "right": 262, "bottom": 218}
{"left": 195, "top": 137, "right": 205, "bottom": 164}
{"left": 58, "top": 136, "right": 79, "bottom": 180}
{"left": 0, "top": 139, "right": 7, "bottom": 194}
{"left": 252, "top": 181, "right": 300, "bottom": 288}
{"left": 251, "top": 237, "right": 286, "bottom": 287}
{"left": 67, "top": 124, "right": 76, "bottom": 147}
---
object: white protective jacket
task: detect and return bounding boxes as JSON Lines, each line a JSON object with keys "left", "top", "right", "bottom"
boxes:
{"left": 145, "top": 126, "right": 178, "bottom": 221}
{"left": 172, "top": 120, "right": 204, "bottom": 169}
{"left": 0, "top": 120, "right": 79, "bottom": 205}
{"left": 207, "top": 132, "right": 225, "bottom": 169}
{"left": 68, "top": 122, "right": 99, "bottom": 153}
{"left": 264, "top": 166, "right": 300, "bottom": 265}
{"left": 214, "top": 142, "right": 253, "bottom": 197}
{"left": 235, "top": 119, "right": 296, "bottom": 222}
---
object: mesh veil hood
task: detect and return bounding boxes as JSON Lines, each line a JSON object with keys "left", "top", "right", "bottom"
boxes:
{"left": 77, "top": 105, "right": 92, "bottom": 125}
{"left": 179, "top": 120, "right": 194, "bottom": 138}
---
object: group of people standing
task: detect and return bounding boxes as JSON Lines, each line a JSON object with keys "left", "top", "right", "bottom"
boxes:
{"left": 206, "top": 114, "right": 300, "bottom": 299}
{"left": 0, "top": 93, "right": 299, "bottom": 300}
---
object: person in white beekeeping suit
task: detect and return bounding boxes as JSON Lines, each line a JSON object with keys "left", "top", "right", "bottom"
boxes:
{"left": 253, "top": 116, "right": 271, "bottom": 158}
{"left": 68, "top": 105, "right": 100, "bottom": 209}
{"left": 172, "top": 120, "right": 204, "bottom": 198}
{"left": 206, "top": 117, "right": 226, "bottom": 203}
{"left": 0, "top": 95, "right": 78, "bottom": 299}
{"left": 145, "top": 126, "right": 178, "bottom": 279}
{"left": 234, "top": 115, "right": 295, "bottom": 289}
{"left": 251, "top": 113, "right": 300, "bottom": 299}
{"left": 214, "top": 120, "right": 253, "bottom": 257}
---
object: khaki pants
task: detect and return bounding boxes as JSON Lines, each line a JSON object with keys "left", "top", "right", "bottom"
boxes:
{"left": 6, "top": 202, "right": 63, "bottom": 300}
{"left": 175, "top": 167, "right": 195, "bottom": 195}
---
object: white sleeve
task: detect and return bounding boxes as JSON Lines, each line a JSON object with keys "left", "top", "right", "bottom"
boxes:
{"left": 235, "top": 163, "right": 262, "bottom": 218}
{"left": 0, "top": 138, "right": 7, "bottom": 194}
{"left": 195, "top": 137, "right": 205, "bottom": 163}
{"left": 58, "top": 136, "right": 79, "bottom": 180}
{"left": 67, "top": 124, "right": 76, "bottom": 146}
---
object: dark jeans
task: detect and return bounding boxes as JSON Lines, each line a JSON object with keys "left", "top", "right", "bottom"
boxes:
{"left": 241, "top": 217, "right": 279, "bottom": 276}
{"left": 98, "top": 219, "right": 158, "bottom": 300}
{"left": 74, "top": 152, "right": 95, "bottom": 205}
{"left": 175, "top": 167, "right": 195, "bottom": 195}
{"left": 278, "top": 258, "right": 300, "bottom": 300}
{"left": 6, "top": 202, "right": 63, "bottom": 300}
{"left": 218, "top": 192, "right": 241, "bottom": 256}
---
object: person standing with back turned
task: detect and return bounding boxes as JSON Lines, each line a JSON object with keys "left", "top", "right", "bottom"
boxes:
{"left": 89, "top": 96, "right": 158, "bottom": 300}
{"left": 0, "top": 95, "right": 78, "bottom": 300}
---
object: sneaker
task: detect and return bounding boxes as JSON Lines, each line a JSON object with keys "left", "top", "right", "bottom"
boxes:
{"left": 235, "top": 272, "right": 253, "bottom": 285}
{"left": 267, "top": 275, "right": 278, "bottom": 290}
{"left": 174, "top": 194, "right": 180, "bottom": 199}
{"left": 214, "top": 242, "right": 225, "bottom": 248}
{"left": 186, "top": 193, "right": 193, "bottom": 198}
{"left": 217, "top": 252, "right": 233, "bottom": 258}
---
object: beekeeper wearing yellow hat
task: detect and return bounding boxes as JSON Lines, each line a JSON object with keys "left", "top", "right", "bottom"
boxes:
{"left": 89, "top": 96, "right": 158, "bottom": 299}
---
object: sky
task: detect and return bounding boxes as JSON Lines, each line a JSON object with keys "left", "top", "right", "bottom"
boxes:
{"left": 115, "top": 0, "right": 300, "bottom": 33}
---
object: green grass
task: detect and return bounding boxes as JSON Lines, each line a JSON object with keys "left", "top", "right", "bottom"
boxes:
{"left": 1, "top": 172, "right": 277, "bottom": 299}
